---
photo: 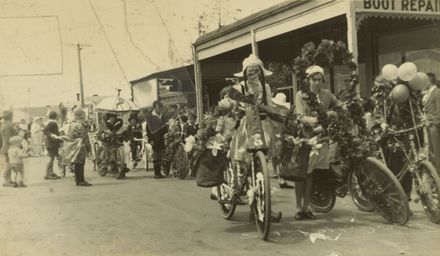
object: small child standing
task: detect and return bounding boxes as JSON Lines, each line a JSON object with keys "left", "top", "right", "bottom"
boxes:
{"left": 7, "top": 136, "right": 27, "bottom": 188}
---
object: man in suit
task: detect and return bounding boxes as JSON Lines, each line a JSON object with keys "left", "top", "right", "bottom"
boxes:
{"left": 146, "top": 101, "right": 168, "bottom": 178}
{"left": 424, "top": 73, "right": 440, "bottom": 175}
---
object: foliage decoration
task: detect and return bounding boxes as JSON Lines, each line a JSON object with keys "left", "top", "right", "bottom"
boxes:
{"left": 290, "top": 39, "right": 378, "bottom": 163}
{"left": 265, "top": 61, "right": 293, "bottom": 92}
{"left": 371, "top": 76, "right": 423, "bottom": 130}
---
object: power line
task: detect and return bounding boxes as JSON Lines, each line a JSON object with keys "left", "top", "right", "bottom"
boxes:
{"left": 87, "top": 0, "right": 130, "bottom": 85}
{"left": 150, "top": 0, "right": 184, "bottom": 64}
{"left": 121, "top": 0, "right": 161, "bottom": 71}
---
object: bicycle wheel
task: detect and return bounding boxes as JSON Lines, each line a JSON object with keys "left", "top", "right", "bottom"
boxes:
{"left": 93, "top": 142, "right": 99, "bottom": 172}
{"left": 310, "top": 183, "right": 336, "bottom": 213}
{"left": 348, "top": 169, "right": 375, "bottom": 212}
{"left": 173, "top": 144, "right": 189, "bottom": 179}
{"left": 96, "top": 147, "right": 108, "bottom": 177}
{"left": 357, "top": 157, "right": 409, "bottom": 225}
{"left": 414, "top": 161, "right": 440, "bottom": 224}
{"left": 252, "top": 151, "right": 271, "bottom": 241}
{"left": 115, "top": 147, "right": 126, "bottom": 179}
{"left": 217, "top": 160, "right": 238, "bottom": 219}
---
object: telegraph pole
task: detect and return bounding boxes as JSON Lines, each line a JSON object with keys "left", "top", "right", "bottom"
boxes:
{"left": 65, "top": 43, "right": 90, "bottom": 108}
{"left": 77, "top": 43, "right": 85, "bottom": 108}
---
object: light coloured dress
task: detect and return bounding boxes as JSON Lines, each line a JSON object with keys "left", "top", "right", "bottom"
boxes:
{"left": 30, "top": 122, "right": 44, "bottom": 155}
{"left": 229, "top": 81, "right": 275, "bottom": 163}
{"left": 295, "top": 89, "right": 340, "bottom": 173}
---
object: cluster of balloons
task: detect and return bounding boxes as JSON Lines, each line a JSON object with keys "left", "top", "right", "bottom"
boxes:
{"left": 381, "top": 62, "right": 430, "bottom": 103}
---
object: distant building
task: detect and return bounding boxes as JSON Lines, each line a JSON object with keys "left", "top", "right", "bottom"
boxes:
{"left": 130, "top": 64, "right": 196, "bottom": 108}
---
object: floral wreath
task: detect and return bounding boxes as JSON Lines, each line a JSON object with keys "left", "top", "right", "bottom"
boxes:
{"left": 291, "top": 40, "right": 376, "bottom": 161}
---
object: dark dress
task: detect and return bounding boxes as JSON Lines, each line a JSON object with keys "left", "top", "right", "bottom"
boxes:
{"left": 43, "top": 120, "right": 61, "bottom": 157}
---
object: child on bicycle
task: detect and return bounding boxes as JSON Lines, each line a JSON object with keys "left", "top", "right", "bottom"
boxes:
{"left": 227, "top": 54, "right": 282, "bottom": 222}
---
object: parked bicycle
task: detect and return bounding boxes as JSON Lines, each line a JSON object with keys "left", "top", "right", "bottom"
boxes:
{"left": 96, "top": 133, "right": 127, "bottom": 179}
{"left": 307, "top": 101, "right": 410, "bottom": 225}
{"left": 373, "top": 122, "right": 440, "bottom": 224}
{"left": 216, "top": 106, "right": 272, "bottom": 240}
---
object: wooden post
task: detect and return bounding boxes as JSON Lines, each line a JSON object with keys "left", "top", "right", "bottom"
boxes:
{"left": 192, "top": 45, "right": 203, "bottom": 122}
{"left": 346, "top": 0, "right": 360, "bottom": 93}
{"left": 251, "top": 29, "right": 258, "bottom": 57}
{"left": 77, "top": 43, "right": 85, "bottom": 108}
{"left": 292, "top": 72, "right": 297, "bottom": 106}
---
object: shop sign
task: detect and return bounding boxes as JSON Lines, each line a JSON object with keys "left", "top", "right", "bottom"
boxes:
{"left": 356, "top": 0, "right": 440, "bottom": 14}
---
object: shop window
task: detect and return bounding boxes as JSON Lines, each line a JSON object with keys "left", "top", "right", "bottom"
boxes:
{"left": 377, "top": 24, "right": 440, "bottom": 77}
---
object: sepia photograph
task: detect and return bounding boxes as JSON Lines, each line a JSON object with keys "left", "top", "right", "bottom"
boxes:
{"left": 0, "top": 0, "right": 440, "bottom": 255}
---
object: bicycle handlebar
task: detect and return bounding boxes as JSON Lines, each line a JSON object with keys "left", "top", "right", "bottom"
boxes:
{"left": 385, "top": 123, "right": 426, "bottom": 136}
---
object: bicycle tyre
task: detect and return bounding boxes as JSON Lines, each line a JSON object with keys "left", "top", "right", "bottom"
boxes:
{"left": 357, "top": 157, "right": 409, "bottom": 225}
{"left": 310, "top": 184, "right": 336, "bottom": 213}
{"left": 253, "top": 151, "right": 271, "bottom": 241}
{"left": 348, "top": 169, "right": 375, "bottom": 212}
{"left": 96, "top": 147, "right": 108, "bottom": 177}
{"left": 115, "top": 147, "right": 126, "bottom": 179}
{"left": 173, "top": 144, "right": 189, "bottom": 180}
{"left": 415, "top": 160, "right": 440, "bottom": 224}
{"left": 217, "top": 160, "right": 237, "bottom": 219}
{"left": 93, "top": 142, "right": 99, "bottom": 172}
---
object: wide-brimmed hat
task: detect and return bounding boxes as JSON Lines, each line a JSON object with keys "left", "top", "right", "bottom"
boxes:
{"left": 305, "top": 65, "right": 325, "bottom": 78}
{"left": 234, "top": 54, "right": 273, "bottom": 78}
{"left": 271, "top": 93, "right": 290, "bottom": 109}
{"left": 9, "top": 136, "right": 23, "bottom": 147}
{"left": 73, "top": 108, "right": 86, "bottom": 121}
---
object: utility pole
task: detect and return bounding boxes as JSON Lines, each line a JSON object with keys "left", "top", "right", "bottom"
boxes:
{"left": 218, "top": 0, "right": 221, "bottom": 28}
{"left": 65, "top": 43, "right": 90, "bottom": 108}
{"left": 77, "top": 43, "right": 85, "bottom": 108}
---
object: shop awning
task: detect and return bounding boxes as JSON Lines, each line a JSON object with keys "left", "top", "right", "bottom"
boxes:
{"left": 194, "top": 0, "right": 347, "bottom": 60}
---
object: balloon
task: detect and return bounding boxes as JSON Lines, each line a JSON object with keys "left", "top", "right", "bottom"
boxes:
{"left": 391, "top": 84, "right": 410, "bottom": 103}
{"left": 381, "top": 64, "right": 398, "bottom": 81}
{"left": 409, "top": 72, "right": 430, "bottom": 91}
{"left": 398, "top": 62, "right": 417, "bottom": 81}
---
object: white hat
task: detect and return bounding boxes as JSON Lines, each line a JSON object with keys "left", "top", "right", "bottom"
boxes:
{"left": 305, "top": 65, "right": 325, "bottom": 78}
{"left": 271, "top": 93, "right": 290, "bottom": 109}
{"left": 234, "top": 54, "right": 273, "bottom": 77}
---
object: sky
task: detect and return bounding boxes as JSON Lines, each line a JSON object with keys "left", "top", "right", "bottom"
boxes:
{"left": 0, "top": 0, "right": 285, "bottom": 109}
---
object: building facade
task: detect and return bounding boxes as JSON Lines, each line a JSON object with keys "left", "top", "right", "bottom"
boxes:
{"left": 193, "top": 0, "right": 440, "bottom": 119}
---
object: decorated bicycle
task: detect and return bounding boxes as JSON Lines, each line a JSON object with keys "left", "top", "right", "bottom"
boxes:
{"left": 194, "top": 54, "right": 282, "bottom": 241}
{"left": 370, "top": 62, "right": 440, "bottom": 224}
{"left": 286, "top": 40, "right": 410, "bottom": 225}
{"left": 93, "top": 90, "right": 140, "bottom": 179}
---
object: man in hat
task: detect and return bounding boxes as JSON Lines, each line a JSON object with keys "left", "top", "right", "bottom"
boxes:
{"left": 99, "top": 113, "right": 128, "bottom": 179}
{"left": 1, "top": 110, "right": 18, "bottom": 187}
{"left": 145, "top": 100, "right": 168, "bottom": 178}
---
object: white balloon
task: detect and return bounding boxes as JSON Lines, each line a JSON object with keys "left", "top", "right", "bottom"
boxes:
{"left": 409, "top": 72, "right": 429, "bottom": 91}
{"left": 381, "top": 64, "right": 398, "bottom": 81}
{"left": 391, "top": 84, "right": 410, "bottom": 103}
{"left": 398, "top": 62, "right": 417, "bottom": 81}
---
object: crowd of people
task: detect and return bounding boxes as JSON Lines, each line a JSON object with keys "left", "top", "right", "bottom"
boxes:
{"left": 0, "top": 99, "right": 199, "bottom": 188}
{"left": 184, "top": 54, "right": 440, "bottom": 222}
{"left": 1, "top": 54, "right": 439, "bottom": 225}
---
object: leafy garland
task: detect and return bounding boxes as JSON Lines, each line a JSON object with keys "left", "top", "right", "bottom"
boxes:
{"left": 371, "top": 77, "right": 423, "bottom": 130}
{"left": 290, "top": 39, "right": 376, "bottom": 162}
